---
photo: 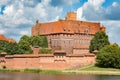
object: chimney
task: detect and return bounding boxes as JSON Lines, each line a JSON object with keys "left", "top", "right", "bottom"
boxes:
{"left": 66, "top": 12, "right": 77, "bottom": 21}
{"left": 32, "top": 47, "right": 40, "bottom": 55}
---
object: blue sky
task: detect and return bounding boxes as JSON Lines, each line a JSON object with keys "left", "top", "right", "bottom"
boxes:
{"left": 0, "top": 0, "right": 120, "bottom": 45}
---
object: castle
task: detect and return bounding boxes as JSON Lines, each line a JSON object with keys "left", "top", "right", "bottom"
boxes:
{"left": 32, "top": 12, "right": 105, "bottom": 54}
{"left": 0, "top": 12, "right": 105, "bottom": 70}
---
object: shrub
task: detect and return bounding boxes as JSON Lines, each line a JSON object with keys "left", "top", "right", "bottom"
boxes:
{"left": 39, "top": 48, "right": 52, "bottom": 54}
{"left": 5, "top": 42, "right": 24, "bottom": 55}
{"left": 96, "top": 44, "right": 120, "bottom": 68}
{"left": 89, "top": 31, "right": 110, "bottom": 53}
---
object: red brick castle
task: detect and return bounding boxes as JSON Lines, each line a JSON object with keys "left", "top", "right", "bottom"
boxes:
{"left": 0, "top": 12, "right": 105, "bottom": 70}
{"left": 32, "top": 12, "right": 105, "bottom": 54}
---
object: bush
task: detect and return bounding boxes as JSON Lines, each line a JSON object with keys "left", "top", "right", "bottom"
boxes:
{"left": 5, "top": 42, "right": 24, "bottom": 55}
{"left": 39, "top": 48, "right": 52, "bottom": 54}
{"left": 96, "top": 44, "right": 120, "bottom": 68}
{"left": 18, "top": 40, "right": 33, "bottom": 54}
{"left": 0, "top": 40, "right": 9, "bottom": 52}
{"left": 89, "top": 31, "right": 110, "bottom": 53}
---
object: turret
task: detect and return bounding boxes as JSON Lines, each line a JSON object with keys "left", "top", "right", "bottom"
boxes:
{"left": 66, "top": 12, "right": 77, "bottom": 21}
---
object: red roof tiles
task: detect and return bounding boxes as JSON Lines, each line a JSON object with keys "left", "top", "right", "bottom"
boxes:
{"left": 0, "top": 34, "right": 16, "bottom": 42}
{"left": 32, "top": 20, "right": 103, "bottom": 36}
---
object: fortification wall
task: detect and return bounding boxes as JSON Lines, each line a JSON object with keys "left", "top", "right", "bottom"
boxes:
{"left": 0, "top": 54, "right": 95, "bottom": 70}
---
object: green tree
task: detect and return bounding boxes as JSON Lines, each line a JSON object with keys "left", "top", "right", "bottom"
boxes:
{"left": 89, "top": 31, "right": 110, "bottom": 53}
{"left": 30, "top": 35, "right": 48, "bottom": 48}
{"left": 39, "top": 36, "right": 48, "bottom": 48}
{"left": 0, "top": 40, "right": 9, "bottom": 52}
{"left": 5, "top": 42, "right": 24, "bottom": 55}
{"left": 30, "top": 36, "right": 41, "bottom": 47}
{"left": 19, "top": 35, "right": 31, "bottom": 44}
{"left": 18, "top": 40, "right": 33, "bottom": 54}
{"left": 96, "top": 44, "right": 120, "bottom": 68}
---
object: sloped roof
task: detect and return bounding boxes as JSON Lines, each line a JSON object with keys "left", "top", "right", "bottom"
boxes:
{"left": 0, "top": 34, "right": 6, "bottom": 40}
{"left": 34, "top": 20, "right": 101, "bottom": 35}
{"left": 0, "top": 34, "right": 16, "bottom": 42}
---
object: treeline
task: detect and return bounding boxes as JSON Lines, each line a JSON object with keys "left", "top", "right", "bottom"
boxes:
{"left": 0, "top": 35, "right": 48, "bottom": 55}
{"left": 90, "top": 31, "right": 120, "bottom": 68}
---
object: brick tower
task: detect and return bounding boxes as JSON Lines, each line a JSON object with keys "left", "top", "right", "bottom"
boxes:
{"left": 66, "top": 12, "right": 77, "bottom": 21}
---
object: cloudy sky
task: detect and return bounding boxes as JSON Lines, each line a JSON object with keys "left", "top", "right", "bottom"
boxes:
{"left": 0, "top": 0, "right": 120, "bottom": 45}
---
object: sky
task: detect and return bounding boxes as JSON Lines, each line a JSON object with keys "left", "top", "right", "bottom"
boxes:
{"left": 0, "top": 0, "right": 120, "bottom": 45}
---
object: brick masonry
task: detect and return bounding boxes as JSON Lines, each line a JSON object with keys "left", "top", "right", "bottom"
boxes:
{"left": 0, "top": 49, "right": 95, "bottom": 70}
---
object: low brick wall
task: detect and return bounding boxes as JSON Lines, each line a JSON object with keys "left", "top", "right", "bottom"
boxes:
{"left": 0, "top": 54, "right": 95, "bottom": 70}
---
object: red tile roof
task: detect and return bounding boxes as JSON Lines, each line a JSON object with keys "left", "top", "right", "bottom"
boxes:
{"left": 33, "top": 20, "right": 102, "bottom": 35}
{"left": 0, "top": 34, "right": 16, "bottom": 42}
{"left": 0, "top": 34, "right": 6, "bottom": 40}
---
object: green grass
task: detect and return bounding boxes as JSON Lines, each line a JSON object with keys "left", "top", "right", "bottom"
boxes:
{"left": 23, "top": 69, "right": 63, "bottom": 74}
{"left": 24, "top": 69, "right": 41, "bottom": 73}
{"left": 0, "top": 68, "right": 63, "bottom": 74}
{"left": 63, "top": 65, "right": 120, "bottom": 75}
{"left": 0, "top": 69, "right": 20, "bottom": 72}
{"left": 1, "top": 65, "right": 120, "bottom": 75}
{"left": 79, "top": 65, "right": 120, "bottom": 71}
{"left": 40, "top": 70, "right": 63, "bottom": 74}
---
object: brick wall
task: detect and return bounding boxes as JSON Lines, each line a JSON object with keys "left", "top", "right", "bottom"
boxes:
{"left": 48, "top": 34, "right": 93, "bottom": 54}
{"left": 0, "top": 53, "right": 95, "bottom": 70}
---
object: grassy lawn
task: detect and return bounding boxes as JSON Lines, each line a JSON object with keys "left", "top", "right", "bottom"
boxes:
{"left": 63, "top": 65, "right": 120, "bottom": 75}
{"left": 1, "top": 65, "right": 120, "bottom": 75}
{"left": 78, "top": 65, "right": 120, "bottom": 71}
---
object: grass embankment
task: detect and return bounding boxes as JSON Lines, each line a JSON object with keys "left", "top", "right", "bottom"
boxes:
{"left": 24, "top": 69, "right": 63, "bottom": 74}
{"left": 63, "top": 65, "right": 120, "bottom": 75}
{"left": 0, "top": 68, "right": 63, "bottom": 74}
{"left": 1, "top": 65, "right": 120, "bottom": 75}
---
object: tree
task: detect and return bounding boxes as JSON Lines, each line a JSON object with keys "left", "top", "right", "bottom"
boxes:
{"left": 30, "top": 35, "right": 48, "bottom": 48}
{"left": 39, "top": 36, "right": 48, "bottom": 48}
{"left": 0, "top": 40, "right": 9, "bottom": 52}
{"left": 30, "top": 36, "right": 41, "bottom": 47}
{"left": 89, "top": 31, "right": 110, "bottom": 53}
{"left": 19, "top": 35, "right": 31, "bottom": 45}
{"left": 5, "top": 42, "right": 24, "bottom": 55}
{"left": 18, "top": 35, "right": 33, "bottom": 54}
{"left": 18, "top": 40, "right": 33, "bottom": 54}
{"left": 96, "top": 44, "right": 120, "bottom": 68}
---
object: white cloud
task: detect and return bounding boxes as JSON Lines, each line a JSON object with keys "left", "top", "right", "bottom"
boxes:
{"left": 77, "top": 0, "right": 120, "bottom": 21}
{"left": 20, "top": 31, "right": 30, "bottom": 35}
{"left": 112, "top": 2, "right": 118, "bottom": 7}
{"left": 3, "top": 5, "right": 14, "bottom": 16}
{"left": 77, "top": 7, "right": 85, "bottom": 21}
{"left": 0, "top": 29, "right": 5, "bottom": 34}
{"left": 101, "top": 21, "right": 120, "bottom": 44}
